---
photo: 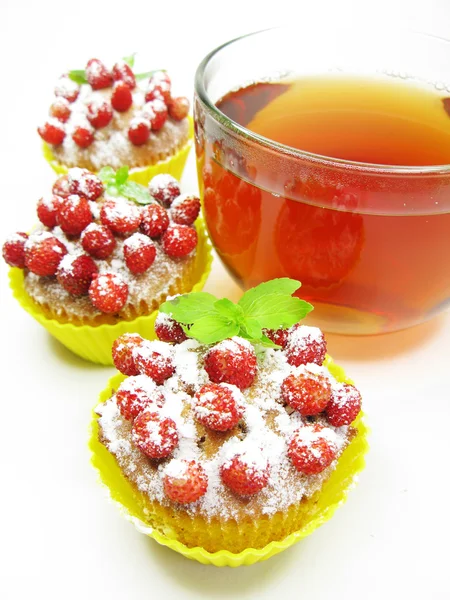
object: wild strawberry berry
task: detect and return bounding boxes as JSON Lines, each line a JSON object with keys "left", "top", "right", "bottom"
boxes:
{"left": 37, "top": 195, "right": 61, "bottom": 228}
{"left": 132, "top": 411, "right": 178, "bottom": 459}
{"left": 111, "top": 81, "right": 133, "bottom": 112}
{"left": 170, "top": 194, "right": 201, "bottom": 226}
{"left": 67, "top": 168, "right": 104, "bottom": 201}
{"left": 56, "top": 254, "right": 98, "bottom": 296}
{"left": 38, "top": 120, "right": 66, "bottom": 145}
{"left": 2, "top": 233, "right": 28, "bottom": 268}
{"left": 57, "top": 194, "right": 92, "bottom": 236}
{"left": 85, "top": 58, "right": 113, "bottom": 90}
{"left": 86, "top": 100, "right": 113, "bottom": 129}
{"left": 281, "top": 369, "right": 331, "bottom": 416}
{"left": 52, "top": 175, "right": 71, "bottom": 198}
{"left": 168, "top": 96, "right": 190, "bottom": 121}
{"left": 145, "top": 79, "right": 171, "bottom": 103}
{"left": 140, "top": 203, "right": 169, "bottom": 238}
{"left": 163, "top": 459, "right": 208, "bottom": 504}
{"left": 162, "top": 224, "right": 197, "bottom": 258}
{"left": 112, "top": 61, "right": 136, "bottom": 89}
{"left": 133, "top": 340, "right": 175, "bottom": 384}
{"left": 123, "top": 233, "right": 156, "bottom": 274}
{"left": 49, "top": 98, "right": 71, "bottom": 123}
{"left": 100, "top": 198, "right": 142, "bottom": 236}
{"left": 142, "top": 99, "right": 168, "bottom": 131}
{"left": 152, "top": 71, "right": 171, "bottom": 86}
{"left": 115, "top": 375, "right": 164, "bottom": 420}
{"left": 89, "top": 273, "right": 128, "bottom": 313}
{"left": 326, "top": 383, "right": 362, "bottom": 427}
{"left": 288, "top": 423, "right": 337, "bottom": 475}
{"left": 154, "top": 312, "right": 187, "bottom": 343}
{"left": 262, "top": 328, "right": 290, "bottom": 348}
{"left": 81, "top": 223, "right": 116, "bottom": 259}
{"left": 24, "top": 233, "right": 67, "bottom": 276}
{"left": 220, "top": 454, "right": 270, "bottom": 496}
{"left": 72, "top": 125, "right": 94, "bottom": 148}
{"left": 204, "top": 338, "right": 257, "bottom": 390}
{"left": 194, "top": 383, "right": 243, "bottom": 432}
{"left": 112, "top": 333, "right": 145, "bottom": 376}
{"left": 149, "top": 174, "right": 180, "bottom": 207}
{"left": 54, "top": 75, "right": 79, "bottom": 103}
{"left": 128, "top": 118, "right": 150, "bottom": 146}
{"left": 285, "top": 324, "right": 327, "bottom": 367}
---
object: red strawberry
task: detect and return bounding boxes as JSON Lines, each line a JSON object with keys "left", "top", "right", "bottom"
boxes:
{"left": 194, "top": 383, "right": 243, "bottom": 432}
{"left": 52, "top": 175, "right": 71, "bottom": 198}
{"left": 205, "top": 338, "right": 257, "bottom": 391}
{"left": 285, "top": 324, "right": 327, "bottom": 367}
{"left": 81, "top": 223, "right": 116, "bottom": 259}
{"left": 162, "top": 224, "right": 197, "bottom": 258}
{"left": 128, "top": 118, "right": 150, "bottom": 146}
{"left": 54, "top": 75, "right": 80, "bottom": 103}
{"left": 115, "top": 374, "right": 164, "bottom": 420}
{"left": 220, "top": 454, "right": 269, "bottom": 496}
{"left": 38, "top": 120, "right": 66, "bottom": 145}
{"left": 132, "top": 411, "right": 178, "bottom": 459}
{"left": 288, "top": 423, "right": 337, "bottom": 475}
{"left": 37, "top": 195, "right": 61, "bottom": 228}
{"left": 326, "top": 383, "right": 362, "bottom": 426}
{"left": 145, "top": 79, "right": 171, "bottom": 103}
{"left": 163, "top": 459, "right": 208, "bottom": 504}
{"left": 72, "top": 125, "right": 94, "bottom": 148}
{"left": 123, "top": 233, "right": 156, "bottom": 274}
{"left": 112, "top": 333, "right": 145, "bottom": 376}
{"left": 49, "top": 98, "right": 71, "bottom": 123}
{"left": 170, "top": 194, "right": 201, "bottom": 226}
{"left": 24, "top": 233, "right": 67, "bottom": 276}
{"left": 112, "top": 61, "right": 136, "bottom": 89}
{"left": 89, "top": 273, "right": 128, "bottom": 313}
{"left": 133, "top": 340, "right": 175, "bottom": 384}
{"left": 281, "top": 369, "right": 331, "bottom": 416}
{"left": 85, "top": 58, "right": 113, "bottom": 90}
{"left": 142, "top": 99, "right": 168, "bottom": 131}
{"left": 87, "top": 100, "right": 113, "bottom": 129}
{"left": 57, "top": 194, "right": 92, "bottom": 236}
{"left": 67, "top": 168, "right": 104, "bottom": 201}
{"left": 168, "top": 96, "right": 190, "bottom": 121}
{"left": 111, "top": 81, "right": 133, "bottom": 112}
{"left": 262, "top": 327, "right": 290, "bottom": 348}
{"left": 100, "top": 198, "right": 141, "bottom": 236}
{"left": 154, "top": 313, "right": 187, "bottom": 343}
{"left": 152, "top": 71, "right": 171, "bottom": 86}
{"left": 2, "top": 232, "right": 28, "bottom": 268}
{"left": 56, "top": 254, "right": 98, "bottom": 296}
{"left": 140, "top": 204, "right": 169, "bottom": 238}
{"left": 149, "top": 174, "right": 180, "bottom": 207}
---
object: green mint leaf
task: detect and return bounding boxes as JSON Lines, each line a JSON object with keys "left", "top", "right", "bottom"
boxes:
{"left": 159, "top": 292, "right": 218, "bottom": 324}
{"left": 135, "top": 69, "right": 166, "bottom": 81}
{"left": 214, "top": 298, "right": 243, "bottom": 321}
{"left": 240, "top": 317, "right": 262, "bottom": 340}
{"left": 98, "top": 166, "right": 116, "bottom": 184}
{"left": 115, "top": 166, "right": 129, "bottom": 186}
{"left": 68, "top": 69, "right": 88, "bottom": 84}
{"left": 186, "top": 315, "right": 240, "bottom": 344}
{"left": 122, "top": 53, "right": 136, "bottom": 68}
{"left": 119, "top": 181, "right": 152, "bottom": 205}
{"left": 258, "top": 334, "right": 282, "bottom": 348}
{"left": 238, "top": 278, "right": 301, "bottom": 315}
{"left": 244, "top": 294, "right": 313, "bottom": 330}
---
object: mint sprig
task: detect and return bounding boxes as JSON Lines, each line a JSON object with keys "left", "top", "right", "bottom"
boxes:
{"left": 98, "top": 166, "right": 153, "bottom": 205}
{"left": 159, "top": 279, "right": 313, "bottom": 347}
{"left": 67, "top": 54, "right": 166, "bottom": 84}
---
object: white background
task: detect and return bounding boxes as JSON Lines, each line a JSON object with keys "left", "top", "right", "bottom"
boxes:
{"left": 1, "top": 1, "right": 450, "bottom": 598}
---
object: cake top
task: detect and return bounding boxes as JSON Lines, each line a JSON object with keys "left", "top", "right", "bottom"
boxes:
{"left": 2, "top": 168, "right": 200, "bottom": 316}
{"left": 97, "top": 280, "right": 362, "bottom": 516}
{"left": 37, "top": 55, "right": 190, "bottom": 168}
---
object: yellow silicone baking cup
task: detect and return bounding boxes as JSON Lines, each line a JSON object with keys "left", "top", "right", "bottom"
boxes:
{"left": 8, "top": 219, "right": 212, "bottom": 365}
{"left": 42, "top": 118, "right": 193, "bottom": 185}
{"left": 90, "top": 356, "right": 369, "bottom": 567}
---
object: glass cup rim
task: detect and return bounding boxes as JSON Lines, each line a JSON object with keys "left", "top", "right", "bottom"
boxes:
{"left": 194, "top": 26, "right": 450, "bottom": 175}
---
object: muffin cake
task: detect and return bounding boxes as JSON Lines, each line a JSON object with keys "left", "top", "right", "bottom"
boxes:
{"left": 38, "top": 56, "right": 192, "bottom": 182}
{"left": 92, "top": 280, "right": 367, "bottom": 562}
{"left": 3, "top": 168, "right": 212, "bottom": 363}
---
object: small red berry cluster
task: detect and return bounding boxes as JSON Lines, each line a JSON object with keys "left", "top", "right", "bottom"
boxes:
{"left": 38, "top": 58, "right": 190, "bottom": 148}
{"left": 2, "top": 170, "right": 200, "bottom": 315}
{"left": 109, "top": 321, "right": 362, "bottom": 504}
